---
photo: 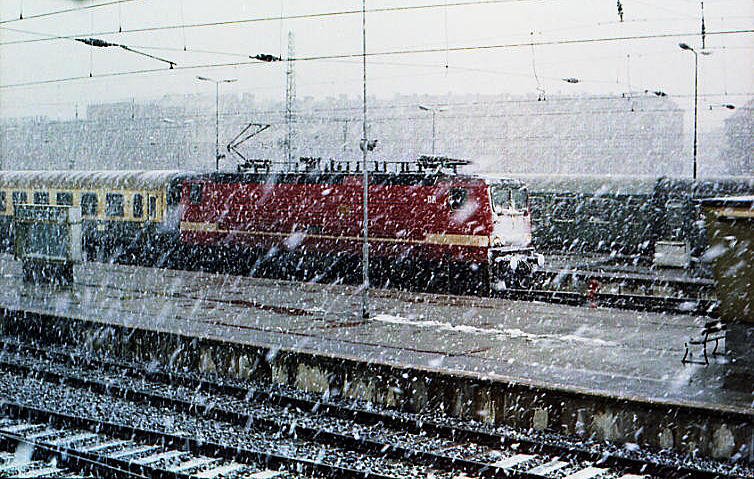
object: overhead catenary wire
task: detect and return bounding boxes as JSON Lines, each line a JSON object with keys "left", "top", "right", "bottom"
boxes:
{"left": 0, "top": 0, "right": 540, "bottom": 47}
{"left": 0, "top": 25, "right": 688, "bottom": 87}
{"left": 0, "top": 0, "right": 142, "bottom": 25}
{"left": 1, "top": 28, "right": 751, "bottom": 90}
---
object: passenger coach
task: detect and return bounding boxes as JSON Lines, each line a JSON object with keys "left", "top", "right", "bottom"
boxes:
{"left": 0, "top": 171, "right": 194, "bottom": 260}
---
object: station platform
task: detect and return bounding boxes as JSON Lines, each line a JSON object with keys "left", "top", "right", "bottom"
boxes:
{"left": 0, "top": 255, "right": 750, "bottom": 461}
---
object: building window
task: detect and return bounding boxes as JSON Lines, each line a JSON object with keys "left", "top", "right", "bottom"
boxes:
{"left": 12, "top": 192, "right": 27, "bottom": 206}
{"left": 106, "top": 193, "right": 125, "bottom": 217}
{"left": 133, "top": 194, "right": 144, "bottom": 218}
{"left": 56, "top": 192, "right": 73, "bottom": 206}
{"left": 33, "top": 191, "right": 50, "bottom": 205}
{"left": 81, "top": 193, "right": 98, "bottom": 216}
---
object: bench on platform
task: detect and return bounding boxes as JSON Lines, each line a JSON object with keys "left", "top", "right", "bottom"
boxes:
{"left": 682, "top": 320, "right": 726, "bottom": 365}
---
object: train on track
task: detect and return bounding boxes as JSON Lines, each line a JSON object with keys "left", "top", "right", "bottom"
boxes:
{"left": 517, "top": 174, "right": 754, "bottom": 264}
{"left": 0, "top": 158, "right": 541, "bottom": 291}
{"left": 0, "top": 170, "right": 192, "bottom": 261}
{"left": 1, "top": 165, "right": 750, "bottom": 289}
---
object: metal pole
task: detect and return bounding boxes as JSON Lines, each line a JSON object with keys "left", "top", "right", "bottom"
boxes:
{"left": 692, "top": 50, "right": 698, "bottom": 181}
{"left": 431, "top": 110, "right": 436, "bottom": 156}
{"left": 361, "top": 0, "right": 370, "bottom": 319}
{"left": 215, "top": 81, "right": 220, "bottom": 171}
{"left": 343, "top": 119, "right": 349, "bottom": 155}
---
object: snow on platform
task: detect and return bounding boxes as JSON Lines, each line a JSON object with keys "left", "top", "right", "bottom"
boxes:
{"left": 0, "top": 254, "right": 751, "bottom": 460}
{"left": 0, "top": 254, "right": 747, "bottom": 414}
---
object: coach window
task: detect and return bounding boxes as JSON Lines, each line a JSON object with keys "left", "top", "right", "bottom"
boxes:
{"left": 81, "top": 193, "right": 98, "bottom": 217}
{"left": 12, "top": 192, "right": 27, "bottom": 206}
{"left": 56, "top": 192, "right": 73, "bottom": 206}
{"left": 133, "top": 193, "right": 144, "bottom": 218}
{"left": 106, "top": 193, "right": 125, "bottom": 217}
{"left": 33, "top": 191, "right": 50, "bottom": 205}
{"left": 448, "top": 188, "right": 468, "bottom": 210}
{"left": 148, "top": 196, "right": 157, "bottom": 219}
{"left": 189, "top": 183, "right": 203, "bottom": 205}
{"left": 0, "top": 192, "right": 6, "bottom": 213}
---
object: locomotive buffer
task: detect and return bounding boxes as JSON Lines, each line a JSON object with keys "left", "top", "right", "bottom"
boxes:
{"left": 13, "top": 205, "right": 82, "bottom": 285}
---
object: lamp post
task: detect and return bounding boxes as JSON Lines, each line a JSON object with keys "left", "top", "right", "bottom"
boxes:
{"left": 361, "top": 0, "right": 370, "bottom": 319}
{"left": 196, "top": 76, "right": 237, "bottom": 171}
{"left": 678, "top": 43, "right": 710, "bottom": 180}
{"left": 418, "top": 105, "right": 445, "bottom": 156}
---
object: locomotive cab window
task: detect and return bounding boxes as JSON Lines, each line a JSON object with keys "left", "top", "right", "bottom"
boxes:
{"left": 133, "top": 194, "right": 144, "bottom": 218}
{"left": 189, "top": 183, "right": 203, "bottom": 205}
{"left": 12, "top": 191, "right": 27, "bottom": 206}
{"left": 106, "top": 193, "right": 125, "bottom": 217}
{"left": 81, "top": 193, "right": 98, "bottom": 216}
{"left": 490, "top": 186, "right": 512, "bottom": 213}
{"left": 56, "top": 192, "right": 73, "bottom": 206}
{"left": 33, "top": 191, "right": 50, "bottom": 205}
{"left": 448, "top": 188, "right": 468, "bottom": 210}
{"left": 511, "top": 188, "right": 528, "bottom": 212}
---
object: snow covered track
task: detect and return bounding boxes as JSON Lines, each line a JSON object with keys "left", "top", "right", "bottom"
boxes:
{"left": 0, "top": 342, "right": 748, "bottom": 479}
{"left": 493, "top": 286, "right": 717, "bottom": 316}
{"left": 0, "top": 374, "right": 425, "bottom": 478}
{"left": 0, "top": 411, "right": 303, "bottom": 479}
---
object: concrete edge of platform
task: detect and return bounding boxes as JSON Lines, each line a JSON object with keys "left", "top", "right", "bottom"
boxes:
{"left": 1, "top": 306, "right": 752, "bottom": 463}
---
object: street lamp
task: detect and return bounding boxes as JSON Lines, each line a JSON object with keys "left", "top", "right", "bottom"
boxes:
{"left": 679, "top": 43, "right": 711, "bottom": 180}
{"left": 418, "top": 105, "right": 446, "bottom": 156}
{"left": 196, "top": 76, "right": 237, "bottom": 171}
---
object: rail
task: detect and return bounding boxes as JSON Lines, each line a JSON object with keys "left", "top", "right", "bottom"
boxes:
{"left": 0, "top": 337, "right": 745, "bottom": 478}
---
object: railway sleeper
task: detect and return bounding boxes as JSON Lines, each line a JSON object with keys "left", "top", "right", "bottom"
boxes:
{"left": 0, "top": 344, "right": 741, "bottom": 479}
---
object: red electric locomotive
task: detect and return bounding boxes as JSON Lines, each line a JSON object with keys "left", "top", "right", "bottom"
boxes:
{"left": 179, "top": 156, "right": 542, "bottom": 290}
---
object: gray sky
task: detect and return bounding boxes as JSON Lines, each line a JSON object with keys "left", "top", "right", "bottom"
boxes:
{"left": 0, "top": 0, "right": 752, "bottom": 131}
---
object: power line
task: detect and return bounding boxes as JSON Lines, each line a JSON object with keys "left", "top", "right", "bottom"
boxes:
{"left": 0, "top": 0, "right": 538, "bottom": 47}
{"left": 295, "top": 28, "right": 754, "bottom": 61}
{"left": 0, "top": 0, "right": 141, "bottom": 25}
{"left": 1, "top": 28, "right": 751, "bottom": 90}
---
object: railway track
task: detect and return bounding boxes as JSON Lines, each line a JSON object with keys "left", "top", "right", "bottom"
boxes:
{"left": 0, "top": 416, "right": 277, "bottom": 479}
{"left": 0, "top": 371, "right": 440, "bottom": 478}
{"left": 493, "top": 287, "right": 717, "bottom": 316}
{"left": 0, "top": 444, "right": 97, "bottom": 478}
{"left": 0, "top": 337, "right": 747, "bottom": 479}
{"left": 99, "top": 254, "right": 718, "bottom": 317}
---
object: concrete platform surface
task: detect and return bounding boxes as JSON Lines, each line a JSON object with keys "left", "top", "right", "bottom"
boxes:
{"left": 0, "top": 255, "right": 749, "bottom": 416}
